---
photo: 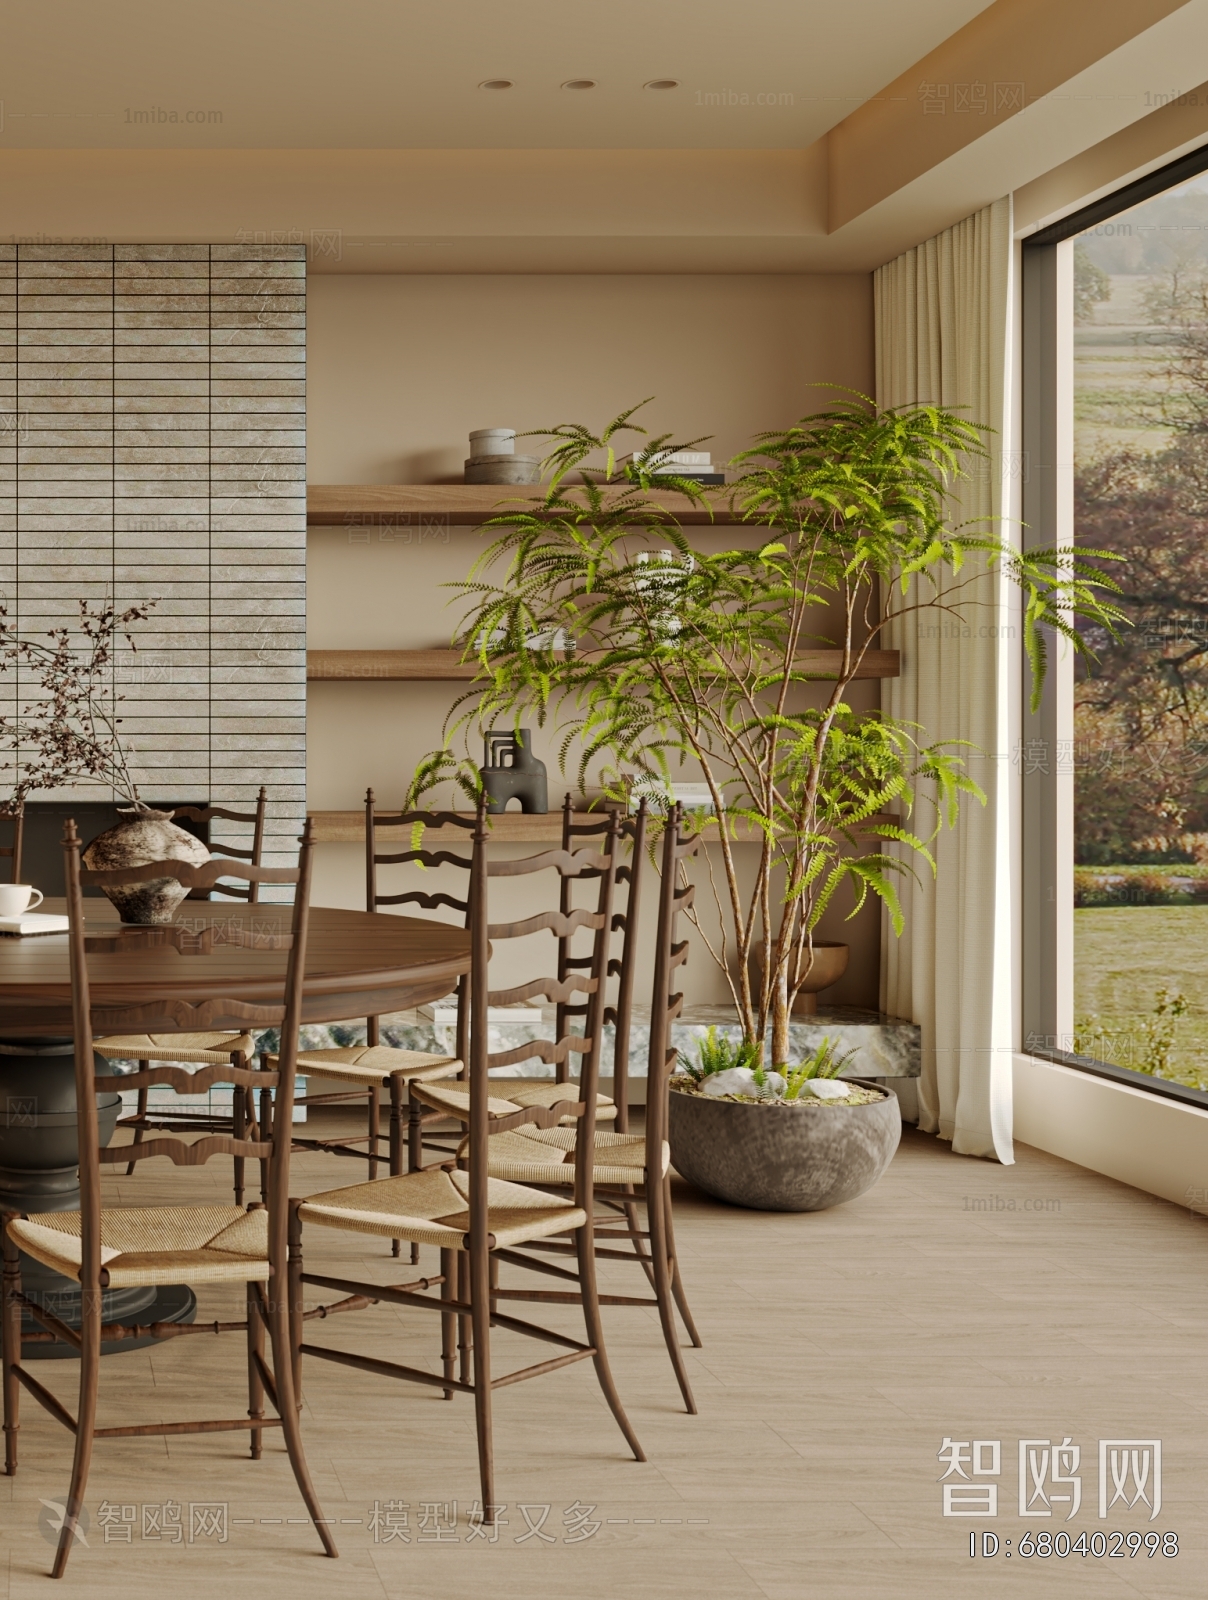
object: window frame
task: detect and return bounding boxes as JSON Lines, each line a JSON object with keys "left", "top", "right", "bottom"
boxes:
{"left": 1021, "top": 140, "right": 1208, "bottom": 1110}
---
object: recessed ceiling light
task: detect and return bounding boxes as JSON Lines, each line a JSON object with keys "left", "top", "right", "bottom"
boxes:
{"left": 644, "top": 79, "right": 679, "bottom": 91}
{"left": 562, "top": 79, "right": 597, "bottom": 90}
{"left": 479, "top": 79, "right": 513, "bottom": 90}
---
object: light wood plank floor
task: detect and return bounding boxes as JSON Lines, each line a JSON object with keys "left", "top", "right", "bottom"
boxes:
{"left": 1, "top": 1118, "right": 1206, "bottom": 1598}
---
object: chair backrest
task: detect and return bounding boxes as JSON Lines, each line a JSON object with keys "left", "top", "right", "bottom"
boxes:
{"left": 64, "top": 818, "right": 315, "bottom": 1289}
{"left": 465, "top": 797, "right": 620, "bottom": 1214}
{"left": 173, "top": 786, "right": 268, "bottom": 903}
{"left": 363, "top": 787, "right": 474, "bottom": 1060}
{"left": 645, "top": 804, "right": 698, "bottom": 1173}
{"left": 0, "top": 804, "right": 23, "bottom": 885}
{"left": 556, "top": 794, "right": 647, "bottom": 1131}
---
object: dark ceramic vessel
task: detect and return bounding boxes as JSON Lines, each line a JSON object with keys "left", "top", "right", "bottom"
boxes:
{"left": 667, "top": 1079, "right": 901, "bottom": 1211}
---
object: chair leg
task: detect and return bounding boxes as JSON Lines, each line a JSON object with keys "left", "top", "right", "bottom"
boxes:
{"left": 439, "top": 1247, "right": 455, "bottom": 1400}
{"left": 258, "top": 1081, "right": 273, "bottom": 1201}
{"left": 125, "top": 1072, "right": 150, "bottom": 1175}
{"left": 51, "top": 1278, "right": 100, "bottom": 1578}
{"left": 469, "top": 1239, "right": 496, "bottom": 1523}
{"left": 264, "top": 1263, "right": 338, "bottom": 1559}
{"left": 231, "top": 1056, "right": 246, "bottom": 1207}
{"left": 246, "top": 1280, "right": 264, "bottom": 1460}
{"left": 662, "top": 1174, "right": 702, "bottom": 1348}
{"left": 406, "top": 1093, "right": 423, "bottom": 1265}
{"left": 457, "top": 1252, "right": 472, "bottom": 1387}
{"left": 620, "top": 1190, "right": 656, "bottom": 1290}
{"left": 388, "top": 1078, "right": 404, "bottom": 1261}
{"left": 367, "top": 1088, "right": 380, "bottom": 1181}
{"left": 647, "top": 1174, "right": 697, "bottom": 1413}
{"left": 2, "top": 1222, "right": 21, "bottom": 1475}
{"left": 574, "top": 1219, "right": 646, "bottom": 1460}
{"left": 287, "top": 1203, "right": 305, "bottom": 1409}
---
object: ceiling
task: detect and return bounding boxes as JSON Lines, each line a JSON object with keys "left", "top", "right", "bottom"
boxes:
{"left": 3, "top": 0, "right": 997, "bottom": 151}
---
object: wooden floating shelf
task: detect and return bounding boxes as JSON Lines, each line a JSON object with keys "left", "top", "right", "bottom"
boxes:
{"left": 309, "top": 482, "right": 735, "bottom": 527}
{"left": 309, "top": 809, "right": 897, "bottom": 846}
{"left": 307, "top": 647, "right": 900, "bottom": 682}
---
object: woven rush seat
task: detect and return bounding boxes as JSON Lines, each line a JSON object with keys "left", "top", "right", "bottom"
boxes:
{"left": 414, "top": 1078, "right": 618, "bottom": 1125}
{"left": 266, "top": 1044, "right": 462, "bottom": 1087}
{"left": 95, "top": 1031, "right": 255, "bottom": 1064}
{"left": 475, "top": 1124, "right": 670, "bottom": 1187}
{"left": 8, "top": 1204, "right": 269, "bottom": 1289}
{"left": 298, "top": 1166, "right": 587, "bottom": 1250}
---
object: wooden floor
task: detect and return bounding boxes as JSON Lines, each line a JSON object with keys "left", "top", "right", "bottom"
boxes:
{"left": 2, "top": 1118, "right": 1206, "bottom": 1598}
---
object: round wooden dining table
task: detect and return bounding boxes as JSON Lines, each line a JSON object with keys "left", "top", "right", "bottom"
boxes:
{"left": 0, "top": 898, "right": 472, "bottom": 1357}
{"left": 0, "top": 897, "right": 472, "bottom": 1035}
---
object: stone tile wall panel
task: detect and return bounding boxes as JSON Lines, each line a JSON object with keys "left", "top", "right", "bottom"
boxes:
{"left": 3, "top": 244, "right": 305, "bottom": 889}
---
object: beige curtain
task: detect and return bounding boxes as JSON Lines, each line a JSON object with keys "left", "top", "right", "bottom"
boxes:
{"left": 875, "top": 197, "right": 1016, "bottom": 1163}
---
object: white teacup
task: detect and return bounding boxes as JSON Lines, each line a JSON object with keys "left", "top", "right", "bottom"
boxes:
{"left": 0, "top": 884, "right": 44, "bottom": 917}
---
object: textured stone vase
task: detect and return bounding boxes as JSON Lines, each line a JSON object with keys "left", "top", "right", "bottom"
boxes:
{"left": 667, "top": 1079, "right": 901, "bottom": 1211}
{"left": 81, "top": 807, "right": 210, "bottom": 924}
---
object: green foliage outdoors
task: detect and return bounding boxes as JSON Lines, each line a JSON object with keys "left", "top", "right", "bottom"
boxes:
{"left": 409, "top": 394, "right": 1123, "bottom": 1065}
{"left": 1074, "top": 243, "right": 1112, "bottom": 325}
{"left": 1075, "top": 905, "right": 1208, "bottom": 1089}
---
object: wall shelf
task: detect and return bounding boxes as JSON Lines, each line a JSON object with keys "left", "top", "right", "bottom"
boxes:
{"left": 309, "top": 482, "right": 734, "bottom": 527}
{"left": 307, "top": 647, "right": 901, "bottom": 681}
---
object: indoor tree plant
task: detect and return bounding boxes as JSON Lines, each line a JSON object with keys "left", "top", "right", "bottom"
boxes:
{"left": 410, "top": 397, "right": 1122, "bottom": 1204}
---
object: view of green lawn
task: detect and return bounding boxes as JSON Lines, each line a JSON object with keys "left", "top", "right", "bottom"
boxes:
{"left": 1075, "top": 906, "right": 1208, "bottom": 1088}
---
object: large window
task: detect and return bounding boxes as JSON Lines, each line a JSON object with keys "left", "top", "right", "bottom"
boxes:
{"left": 1040, "top": 157, "right": 1208, "bottom": 1096}
{"left": 1073, "top": 171, "right": 1208, "bottom": 1092}
{"left": 1021, "top": 147, "right": 1208, "bottom": 1102}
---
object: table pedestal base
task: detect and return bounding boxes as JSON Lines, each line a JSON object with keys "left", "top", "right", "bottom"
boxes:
{"left": 19, "top": 1270, "right": 197, "bottom": 1360}
{"left": 0, "top": 1038, "right": 197, "bottom": 1358}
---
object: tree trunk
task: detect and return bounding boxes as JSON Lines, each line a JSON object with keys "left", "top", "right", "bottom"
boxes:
{"left": 771, "top": 962, "right": 791, "bottom": 1067}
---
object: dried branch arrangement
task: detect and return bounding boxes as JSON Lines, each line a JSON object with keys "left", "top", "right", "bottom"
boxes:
{"left": 0, "top": 598, "right": 157, "bottom": 812}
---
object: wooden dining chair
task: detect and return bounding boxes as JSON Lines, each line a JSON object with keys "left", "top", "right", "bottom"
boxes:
{"left": 262, "top": 792, "right": 468, "bottom": 1241}
{"left": 0, "top": 804, "right": 24, "bottom": 885}
{"left": 173, "top": 785, "right": 269, "bottom": 902}
{"left": 286, "top": 799, "right": 644, "bottom": 1522}
{"left": 408, "top": 793, "right": 641, "bottom": 1139}
{"left": 461, "top": 802, "right": 703, "bottom": 1412}
{"left": 556, "top": 793, "right": 648, "bottom": 1129}
{"left": 0, "top": 819, "right": 335, "bottom": 1579}
{"left": 96, "top": 785, "right": 271, "bottom": 1200}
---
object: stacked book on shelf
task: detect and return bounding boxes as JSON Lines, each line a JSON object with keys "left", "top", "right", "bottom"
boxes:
{"left": 617, "top": 450, "right": 726, "bottom": 485}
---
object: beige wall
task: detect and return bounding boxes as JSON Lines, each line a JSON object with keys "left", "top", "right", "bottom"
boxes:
{"left": 306, "top": 269, "right": 881, "bottom": 1009}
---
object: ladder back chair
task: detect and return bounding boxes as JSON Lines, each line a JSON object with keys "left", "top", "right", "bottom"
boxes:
{"left": 555, "top": 792, "right": 647, "bottom": 1130}
{"left": 287, "top": 799, "right": 643, "bottom": 1523}
{"left": 0, "top": 804, "right": 24, "bottom": 885}
{"left": 95, "top": 785, "right": 271, "bottom": 1202}
{"left": 173, "top": 785, "right": 269, "bottom": 902}
{"left": 1, "top": 819, "right": 335, "bottom": 1579}
{"left": 469, "top": 803, "right": 703, "bottom": 1411}
{"left": 409, "top": 793, "right": 634, "bottom": 1141}
{"left": 263, "top": 791, "right": 467, "bottom": 1255}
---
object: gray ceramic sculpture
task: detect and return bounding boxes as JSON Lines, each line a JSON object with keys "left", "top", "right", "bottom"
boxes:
{"left": 81, "top": 806, "right": 211, "bottom": 924}
{"left": 479, "top": 729, "right": 548, "bottom": 814}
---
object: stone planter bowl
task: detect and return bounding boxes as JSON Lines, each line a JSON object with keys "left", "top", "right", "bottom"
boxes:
{"left": 667, "top": 1078, "right": 900, "bottom": 1212}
